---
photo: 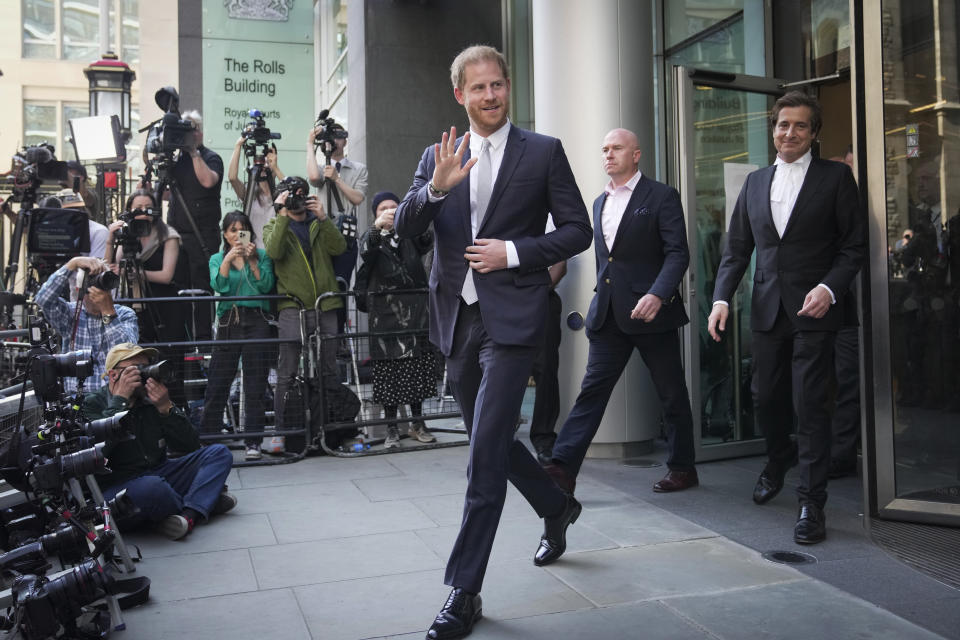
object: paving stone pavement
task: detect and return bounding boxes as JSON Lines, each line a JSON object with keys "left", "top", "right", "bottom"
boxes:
{"left": 118, "top": 442, "right": 952, "bottom": 640}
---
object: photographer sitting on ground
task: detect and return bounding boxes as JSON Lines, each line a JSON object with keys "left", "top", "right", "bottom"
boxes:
{"left": 263, "top": 177, "right": 346, "bottom": 433}
{"left": 35, "top": 257, "right": 138, "bottom": 393}
{"left": 84, "top": 343, "right": 236, "bottom": 540}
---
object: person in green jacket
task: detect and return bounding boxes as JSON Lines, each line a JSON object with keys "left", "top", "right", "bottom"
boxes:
{"left": 84, "top": 343, "right": 237, "bottom": 540}
{"left": 201, "top": 211, "right": 276, "bottom": 460}
{"left": 263, "top": 176, "right": 346, "bottom": 431}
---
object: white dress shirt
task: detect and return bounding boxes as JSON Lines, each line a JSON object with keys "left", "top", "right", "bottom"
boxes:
{"left": 770, "top": 151, "right": 811, "bottom": 238}
{"left": 600, "top": 171, "right": 642, "bottom": 251}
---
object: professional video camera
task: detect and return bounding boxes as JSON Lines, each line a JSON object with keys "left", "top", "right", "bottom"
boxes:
{"left": 313, "top": 109, "right": 347, "bottom": 157}
{"left": 275, "top": 176, "right": 310, "bottom": 212}
{"left": 5, "top": 144, "right": 69, "bottom": 207}
{"left": 112, "top": 205, "right": 159, "bottom": 258}
{"left": 144, "top": 87, "right": 196, "bottom": 156}
{"left": 6, "top": 559, "right": 112, "bottom": 639}
{"left": 242, "top": 109, "right": 282, "bottom": 148}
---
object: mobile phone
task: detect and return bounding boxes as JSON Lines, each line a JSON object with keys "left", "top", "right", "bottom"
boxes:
{"left": 238, "top": 230, "right": 250, "bottom": 246}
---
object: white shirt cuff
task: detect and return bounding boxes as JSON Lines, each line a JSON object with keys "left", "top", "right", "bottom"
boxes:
{"left": 505, "top": 241, "right": 519, "bottom": 268}
{"left": 817, "top": 283, "right": 836, "bottom": 304}
{"left": 712, "top": 300, "right": 729, "bottom": 307}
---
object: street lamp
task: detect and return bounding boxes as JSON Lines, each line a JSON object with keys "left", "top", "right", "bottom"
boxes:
{"left": 83, "top": 52, "right": 135, "bottom": 142}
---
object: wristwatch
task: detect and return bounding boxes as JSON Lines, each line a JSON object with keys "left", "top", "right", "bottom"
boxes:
{"left": 102, "top": 313, "right": 117, "bottom": 325}
{"left": 428, "top": 181, "right": 449, "bottom": 197}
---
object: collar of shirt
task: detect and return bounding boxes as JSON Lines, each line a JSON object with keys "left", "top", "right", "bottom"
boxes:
{"left": 603, "top": 170, "right": 643, "bottom": 197}
{"left": 773, "top": 150, "right": 812, "bottom": 171}
{"left": 467, "top": 120, "right": 511, "bottom": 236}
{"left": 600, "top": 171, "right": 643, "bottom": 251}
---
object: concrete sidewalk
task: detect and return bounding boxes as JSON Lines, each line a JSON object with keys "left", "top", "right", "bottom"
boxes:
{"left": 119, "top": 441, "right": 953, "bottom": 640}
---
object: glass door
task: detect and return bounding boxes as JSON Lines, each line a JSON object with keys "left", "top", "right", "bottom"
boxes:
{"left": 673, "top": 66, "right": 783, "bottom": 462}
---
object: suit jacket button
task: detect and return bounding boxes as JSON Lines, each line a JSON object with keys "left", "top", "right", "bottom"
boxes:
{"left": 605, "top": 278, "right": 610, "bottom": 284}
{"left": 608, "top": 257, "right": 614, "bottom": 262}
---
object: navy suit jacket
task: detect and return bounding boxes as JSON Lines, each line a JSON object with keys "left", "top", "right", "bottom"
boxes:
{"left": 586, "top": 175, "right": 690, "bottom": 334}
{"left": 395, "top": 125, "right": 592, "bottom": 356}
{"left": 713, "top": 158, "right": 864, "bottom": 332}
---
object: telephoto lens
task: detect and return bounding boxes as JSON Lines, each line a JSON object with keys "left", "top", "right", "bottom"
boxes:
{"left": 57, "top": 446, "right": 107, "bottom": 481}
{"left": 89, "top": 270, "right": 119, "bottom": 291}
{"left": 51, "top": 350, "right": 94, "bottom": 381}
{"left": 136, "top": 360, "right": 175, "bottom": 385}
{"left": 82, "top": 411, "right": 130, "bottom": 442}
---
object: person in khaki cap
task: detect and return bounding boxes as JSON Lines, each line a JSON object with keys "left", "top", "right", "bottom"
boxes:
{"left": 83, "top": 343, "right": 237, "bottom": 540}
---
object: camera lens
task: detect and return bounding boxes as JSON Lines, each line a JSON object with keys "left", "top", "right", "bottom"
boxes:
{"left": 38, "top": 525, "right": 87, "bottom": 557}
{"left": 83, "top": 412, "right": 129, "bottom": 442}
{"left": 136, "top": 360, "right": 175, "bottom": 385}
{"left": 51, "top": 351, "right": 94, "bottom": 379}
{"left": 57, "top": 447, "right": 106, "bottom": 480}
{"left": 44, "top": 560, "right": 108, "bottom": 617}
{"left": 90, "top": 270, "right": 119, "bottom": 291}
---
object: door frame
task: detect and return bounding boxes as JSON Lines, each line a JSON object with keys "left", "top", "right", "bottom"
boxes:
{"left": 673, "top": 65, "right": 784, "bottom": 462}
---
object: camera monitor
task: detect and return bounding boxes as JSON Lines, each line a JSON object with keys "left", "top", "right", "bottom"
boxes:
{"left": 68, "top": 115, "right": 125, "bottom": 163}
{"left": 27, "top": 208, "right": 91, "bottom": 257}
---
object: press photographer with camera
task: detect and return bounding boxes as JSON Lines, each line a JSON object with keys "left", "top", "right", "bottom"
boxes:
{"left": 83, "top": 343, "right": 237, "bottom": 540}
{"left": 34, "top": 256, "right": 138, "bottom": 393}
{"left": 307, "top": 118, "right": 367, "bottom": 334}
{"left": 263, "top": 177, "right": 346, "bottom": 432}
{"left": 105, "top": 189, "right": 190, "bottom": 406}
{"left": 227, "top": 135, "right": 284, "bottom": 249}
{"left": 159, "top": 110, "right": 223, "bottom": 340}
{"left": 201, "top": 211, "right": 275, "bottom": 460}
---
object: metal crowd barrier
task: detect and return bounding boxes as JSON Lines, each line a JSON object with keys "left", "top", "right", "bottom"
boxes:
{"left": 311, "top": 289, "right": 468, "bottom": 457}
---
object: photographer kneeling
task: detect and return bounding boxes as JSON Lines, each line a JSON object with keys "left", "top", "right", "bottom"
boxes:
{"left": 84, "top": 343, "right": 236, "bottom": 540}
{"left": 35, "top": 256, "right": 138, "bottom": 393}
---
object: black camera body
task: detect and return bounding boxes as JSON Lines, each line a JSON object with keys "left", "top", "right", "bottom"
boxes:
{"left": 313, "top": 109, "right": 347, "bottom": 154}
{"left": 10, "top": 560, "right": 110, "bottom": 640}
{"left": 276, "top": 176, "right": 310, "bottom": 212}
{"left": 243, "top": 109, "right": 282, "bottom": 146}
{"left": 145, "top": 112, "right": 197, "bottom": 155}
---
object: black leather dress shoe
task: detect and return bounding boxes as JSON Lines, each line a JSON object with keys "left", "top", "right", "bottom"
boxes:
{"left": 794, "top": 503, "right": 826, "bottom": 544}
{"left": 653, "top": 468, "right": 699, "bottom": 493}
{"left": 533, "top": 494, "right": 582, "bottom": 566}
{"left": 542, "top": 461, "right": 576, "bottom": 495}
{"left": 426, "top": 588, "right": 482, "bottom": 640}
{"left": 752, "top": 468, "right": 786, "bottom": 505}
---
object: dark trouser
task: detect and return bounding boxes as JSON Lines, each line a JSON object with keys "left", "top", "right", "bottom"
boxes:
{"left": 752, "top": 305, "right": 835, "bottom": 507}
{"left": 444, "top": 302, "right": 566, "bottom": 594}
{"left": 529, "top": 290, "right": 563, "bottom": 455}
{"left": 102, "top": 444, "right": 233, "bottom": 527}
{"left": 178, "top": 228, "right": 221, "bottom": 340}
{"left": 201, "top": 306, "right": 273, "bottom": 446}
{"left": 830, "top": 325, "right": 861, "bottom": 465}
{"left": 552, "top": 308, "right": 696, "bottom": 476}
{"left": 275, "top": 307, "right": 337, "bottom": 429}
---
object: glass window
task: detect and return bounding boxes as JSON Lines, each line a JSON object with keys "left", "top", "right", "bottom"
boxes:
{"left": 62, "top": 0, "right": 100, "bottom": 61}
{"left": 121, "top": 0, "right": 140, "bottom": 64}
{"left": 24, "top": 103, "right": 57, "bottom": 149}
{"left": 62, "top": 103, "right": 89, "bottom": 162}
{"left": 23, "top": 0, "right": 56, "bottom": 58}
{"left": 882, "top": 0, "right": 960, "bottom": 504}
{"left": 773, "top": 0, "right": 850, "bottom": 80}
{"left": 664, "top": 0, "right": 744, "bottom": 48}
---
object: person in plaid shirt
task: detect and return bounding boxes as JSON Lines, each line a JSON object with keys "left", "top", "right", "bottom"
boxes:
{"left": 35, "top": 256, "right": 139, "bottom": 394}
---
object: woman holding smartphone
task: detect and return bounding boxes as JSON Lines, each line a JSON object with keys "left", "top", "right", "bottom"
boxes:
{"left": 201, "top": 211, "right": 276, "bottom": 460}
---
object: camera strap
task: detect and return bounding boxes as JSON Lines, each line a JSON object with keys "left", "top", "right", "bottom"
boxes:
{"left": 108, "top": 575, "right": 152, "bottom": 610}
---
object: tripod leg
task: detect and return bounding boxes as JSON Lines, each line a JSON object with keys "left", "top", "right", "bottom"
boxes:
{"left": 85, "top": 474, "right": 137, "bottom": 573}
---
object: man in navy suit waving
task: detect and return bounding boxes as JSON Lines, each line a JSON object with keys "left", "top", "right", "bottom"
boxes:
{"left": 546, "top": 128, "right": 698, "bottom": 496}
{"left": 395, "top": 45, "right": 592, "bottom": 640}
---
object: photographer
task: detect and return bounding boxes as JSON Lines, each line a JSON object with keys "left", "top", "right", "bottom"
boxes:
{"left": 306, "top": 122, "right": 367, "bottom": 333}
{"left": 106, "top": 189, "right": 189, "bottom": 405}
{"left": 165, "top": 110, "right": 224, "bottom": 340}
{"left": 227, "top": 136, "right": 284, "bottom": 249}
{"left": 84, "top": 343, "right": 236, "bottom": 540}
{"left": 34, "top": 257, "right": 138, "bottom": 393}
{"left": 201, "top": 211, "right": 275, "bottom": 460}
{"left": 263, "top": 177, "right": 346, "bottom": 431}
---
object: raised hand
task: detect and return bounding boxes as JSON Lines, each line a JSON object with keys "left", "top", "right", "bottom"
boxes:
{"left": 431, "top": 127, "right": 477, "bottom": 192}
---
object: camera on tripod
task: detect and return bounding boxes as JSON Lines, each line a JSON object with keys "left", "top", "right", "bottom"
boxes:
{"left": 144, "top": 87, "right": 196, "bottom": 156}
{"left": 7, "top": 144, "right": 70, "bottom": 204}
{"left": 275, "top": 176, "right": 310, "bottom": 212}
{"left": 242, "top": 109, "right": 281, "bottom": 148}
{"left": 313, "top": 109, "right": 347, "bottom": 155}
{"left": 113, "top": 207, "right": 157, "bottom": 253}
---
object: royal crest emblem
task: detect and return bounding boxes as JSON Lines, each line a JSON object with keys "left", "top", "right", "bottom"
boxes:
{"left": 224, "top": 0, "right": 295, "bottom": 22}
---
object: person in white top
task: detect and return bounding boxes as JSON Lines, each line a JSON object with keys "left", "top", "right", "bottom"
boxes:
{"left": 227, "top": 136, "right": 285, "bottom": 250}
